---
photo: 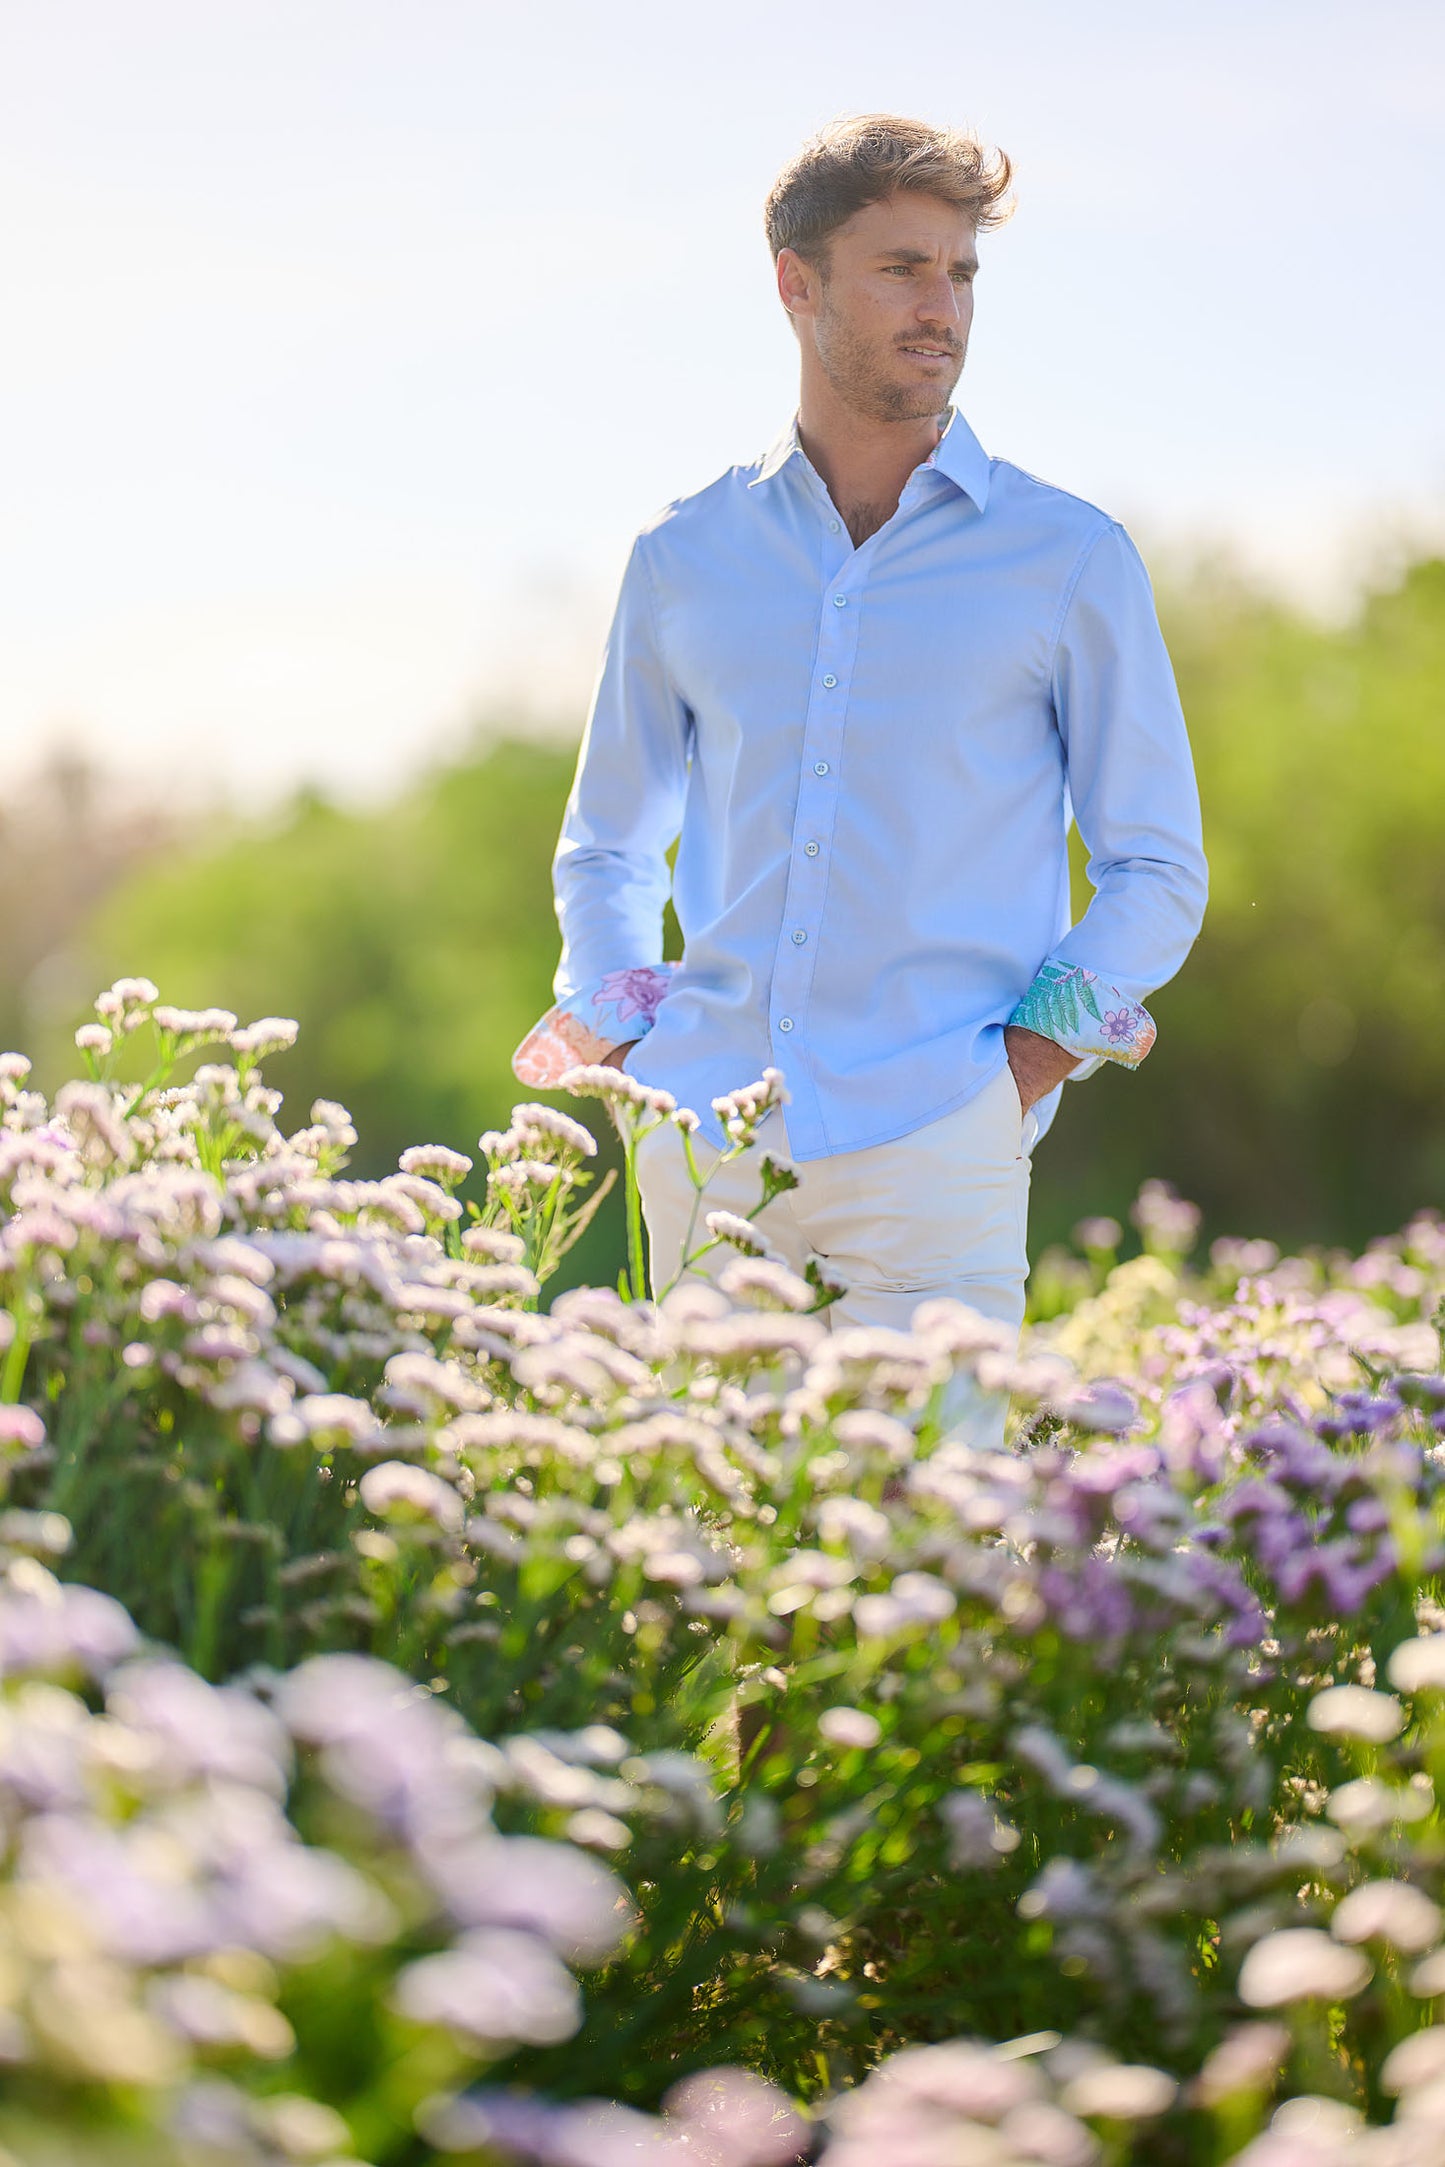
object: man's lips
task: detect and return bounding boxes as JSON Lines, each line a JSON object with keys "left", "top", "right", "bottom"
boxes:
{"left": 897, "top": 344, "right": 958, "bottom": 362}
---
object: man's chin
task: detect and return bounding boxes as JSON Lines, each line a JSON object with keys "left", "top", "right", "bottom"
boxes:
{"left": 876, "top": 381, "right": 959, "bottom": 422}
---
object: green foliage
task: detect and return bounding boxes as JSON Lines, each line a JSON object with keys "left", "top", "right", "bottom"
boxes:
{"left": 43, "top": 554, "right": 1445, "bottom": 1290}
{"left": 1060, "top": 554, "right": 1445, "bottom": 1253}
{"left": 40, "top": 737, "right": 628, "bottom": 1294}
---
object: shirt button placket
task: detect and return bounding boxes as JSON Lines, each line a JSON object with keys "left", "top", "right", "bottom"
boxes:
{"left": 772, "top": 547, "right": 860, "bottom": 1063}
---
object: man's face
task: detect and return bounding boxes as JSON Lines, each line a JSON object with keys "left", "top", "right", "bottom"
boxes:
{"left": 787, "top": 193, "right": 977, "bottom": 422}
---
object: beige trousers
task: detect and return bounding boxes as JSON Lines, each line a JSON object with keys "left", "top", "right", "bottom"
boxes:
{"left": 633, "top": 1063, "right": 1036, "bottom": 1445}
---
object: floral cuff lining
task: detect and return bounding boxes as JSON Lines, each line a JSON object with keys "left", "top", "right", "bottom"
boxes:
{"left": 1008, "top": 961, "right": 1156, "bottom": 1069}
{"left": 512, "top": 963, "right": 678, "bottom": 1089}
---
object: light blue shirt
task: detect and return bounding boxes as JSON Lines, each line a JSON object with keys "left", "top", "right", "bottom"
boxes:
{"left": 515, "top": 407, "right": 1207, "bottom": 1161}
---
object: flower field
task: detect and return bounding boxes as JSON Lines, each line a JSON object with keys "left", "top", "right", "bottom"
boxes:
{"left": 2, "top": 982, "right": 1445, "bottom": 2164}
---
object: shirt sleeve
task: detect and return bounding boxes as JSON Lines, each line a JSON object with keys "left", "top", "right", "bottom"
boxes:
{"left": 512, "top": 535, "right": 690, "bottom": 1088}
{"left": 1007, "top": 520, "right": 1208, "bottom": 1072}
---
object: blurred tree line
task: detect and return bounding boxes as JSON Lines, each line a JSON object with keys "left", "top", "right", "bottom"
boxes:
{"left": 6, "top": 549, "right": 1443, "bottom": 1285}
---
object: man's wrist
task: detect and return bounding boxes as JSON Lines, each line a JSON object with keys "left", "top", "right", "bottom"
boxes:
{"left": 600, "top": 1039, "right": 640, "bottom": 1071}
{"left": 1004, "top": 1024, "right": 1078, "bottom": 1114}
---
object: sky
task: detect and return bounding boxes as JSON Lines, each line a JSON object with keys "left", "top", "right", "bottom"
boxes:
{"left": 1, "top": 0, "right": 1441, "bottom": 807}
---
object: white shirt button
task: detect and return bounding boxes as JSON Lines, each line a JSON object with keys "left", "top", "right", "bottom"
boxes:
{"left": 833, "top": 594, "right": 847, "bottom": 608}
{"left": 828, "top": 518, "right": 840, "bottom": 533}
{"left": 813, "top": 760, "right": 829, "bottom": 776}
{"left": 822, "top": 673, "right": 838, "bottom": 688}
{"left": 791, "top": 928, "right": 807, "bottom": 945}
{"left": 804, "top": 840, "right": 820, "bottom": 857}
{"left": 778, "top": 1016, "right": 794, "bottom": 1032}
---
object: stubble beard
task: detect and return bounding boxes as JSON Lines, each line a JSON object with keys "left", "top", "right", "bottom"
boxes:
{"left": 814, "top": 290, "right": 965, "bottom": 424}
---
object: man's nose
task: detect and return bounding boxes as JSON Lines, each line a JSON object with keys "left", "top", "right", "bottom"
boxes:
{"left": 916, "top": 271, "right": 962, "bottom": 325}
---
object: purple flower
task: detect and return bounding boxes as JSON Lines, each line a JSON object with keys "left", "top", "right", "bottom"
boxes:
{"left": 1068, "top": 1443, "right": 1160, "bottom": 1496}
{"left": 1220, "top": 1478, "right": 1296, "bottom": 1528}
{"left": 1056, "top": 1382, "right": 1139, "bottom": 1436}
{"left": 1246, "top": 1422, "right": 1346, "bottom": 1498}
{"left": 1102, "top": 1008, "right": 1138, "bottom": 1044}
{"left": 1272, "top": 1537, "right": 1393, "bottom": 1615}
{"left": 1038, "top": 1557, "right": 1138, "bottom": 1646}
{"left": 1159, "top": 1381, "right": 1228, "bottom": 1484}
{"left": 1316, "top": 1392, "right": 1403, "bottom": 1442}
{"left": 1181, "top": 1552, "right": 1268, "bottom": 1647}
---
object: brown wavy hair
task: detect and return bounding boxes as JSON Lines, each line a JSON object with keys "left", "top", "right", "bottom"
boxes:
{"left": 764, "top": 113, "right": 1014, "bottom": 268}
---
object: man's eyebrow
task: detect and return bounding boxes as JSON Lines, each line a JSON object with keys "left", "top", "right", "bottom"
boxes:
{"left": 877, "top": 246, "right": 979, "bottom": 273}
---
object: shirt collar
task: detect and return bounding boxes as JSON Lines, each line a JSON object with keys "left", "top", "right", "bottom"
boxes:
{"left": 751, "top": 419, "right": 804, "bottom": 487}
{"left": 926, "top": 406, "right": 992, "bottom": 511}
{"left": 749, "top": 404, "right": 991, "bottom": 512}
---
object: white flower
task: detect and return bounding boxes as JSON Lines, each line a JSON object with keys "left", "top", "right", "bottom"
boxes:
{"left": 1327, "top": 1776, "right": 1434, "bottom": 1833}
{"left": 510, "top": 1104, "right": 597, "bottom": 1158}
{"left": 1238, "top": 1927, "right": 1372, "bottom": 2008}
{"left": 1191, "top": 2022, "right": 1291, "bottom": 2106}
{"left": 461, "top": 1225, "right": 527, "bottom": 1264}
{"left": 854, "top": 1574, "right": 957, "bottom": 1639}
{"left": 385, "top": 1172, "right": 463, "bottom": 1223}
{"left": 294, "top": 1395, "right": 378, "bottom": 1443}
{"left": 939, "top": 1791, "right": 1021, "bottom": 1871}
{"left": 559, "top": 1065, "right": 656, "bottom": 1108}
{"left": 230, "top": 1018, "right": 300, "bottom": 1058}
{"left": 717, "top": 1256, "right": 814, "bottom": 1311}
{"left": 399, "top": 1145, "right": 475, "bottom": 1184}
{"left": 829, "top": 2039, "right": 1042, "bottom": 2133}
{"left": 74, "top": 1023, "right": 113, "bottom": 1055}
{"left": 391, "top": 1927, "right": 580, "bottom": 2046}
{"left": 53, "top": 1081, "right": 135, "bottom": 1167}
{"left": 490, "top": 1160, "right": 575, "bottom": 1196}
{"left": 1331, "top": 1880, "right": 1443, "bottom": 1953}
{"left": 1058, "top": 2063, "right": 1177, "bottom": 2120}
{"left": 1382, "top": 2027, "right": 1445, "bottom": 2095}
{"left": 703, "top": 1210, "right": 779, "bottom": 1260}
{"left": 818, "top": 1707, "right": 882, "bottom": 1751}
{"left": 94, "top": 976, "right": 159, "bottom": 1023}
{"left": 302, "top": 1098, "right": 358, "bottom": 1150}
{"left": 0, "top": 1406, "right": 46, "bottom": 1450}
{"left": 1389, "top": 1637, "right": 1445, "bottom": 1694}
{"left": 359, "top": 1462, "right": 464, "bottom": 1533}
{"left": 153, "top": 1006, "right": 238, "bottom": 1040}
{"left": 1267, "top": 2095, "right": 1365, "bottom": 2145}
{"left": 1307, "top": 1685, "right": 1405, "bottom": 1743}
{"left": 831, "top": 1409, "right": 916, "bottom": 1463}
{"left": 710, "top": 1069, "right": 791, "bottom": 1136}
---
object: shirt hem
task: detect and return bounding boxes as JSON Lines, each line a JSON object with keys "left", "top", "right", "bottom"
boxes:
{"left": 696, "top": 1058, "right": 1021, "bottom": 1163}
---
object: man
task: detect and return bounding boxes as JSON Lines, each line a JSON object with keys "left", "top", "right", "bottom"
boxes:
{"left": 514, "top": 114, "right": 1207, "bottom": 1394}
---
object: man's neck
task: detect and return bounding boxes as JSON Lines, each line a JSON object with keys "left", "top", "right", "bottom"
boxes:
{"left": 795, "top": 383, "right": 948, "bottom": 546}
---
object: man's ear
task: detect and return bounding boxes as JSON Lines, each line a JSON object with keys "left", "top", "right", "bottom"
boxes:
{"left": 775, "top": 246, "right": 818, "bottom": 324}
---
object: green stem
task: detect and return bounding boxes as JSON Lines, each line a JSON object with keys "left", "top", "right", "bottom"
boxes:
{"left": 623, "top": 1128, "right": 647, "bottom": 1303}
{"left": 0, "top": 1322, "right": 31, "bottom": 1405}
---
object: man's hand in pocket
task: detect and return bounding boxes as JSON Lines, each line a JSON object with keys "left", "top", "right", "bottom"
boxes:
{"left": 1004, "top": 1024, "right": 1078, "bottom": 1115}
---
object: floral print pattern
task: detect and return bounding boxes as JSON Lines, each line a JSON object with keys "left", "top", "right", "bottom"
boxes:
{"left": 1009, "top": 960, "right": 1156, "bottom": 1068}
{"left": 512, "top": 962, "right": 678, "bottom": 1089}
{"left": 597, "top": 965, "right": 672, "bottom": 1028}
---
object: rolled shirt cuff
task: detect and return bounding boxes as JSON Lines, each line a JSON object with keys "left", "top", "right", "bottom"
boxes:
{"left": 512, "top": 962, "right": 678, "bottom": 1088}
{"left": 1008, "top": 961, "right": 1157, "bottom": 1070}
